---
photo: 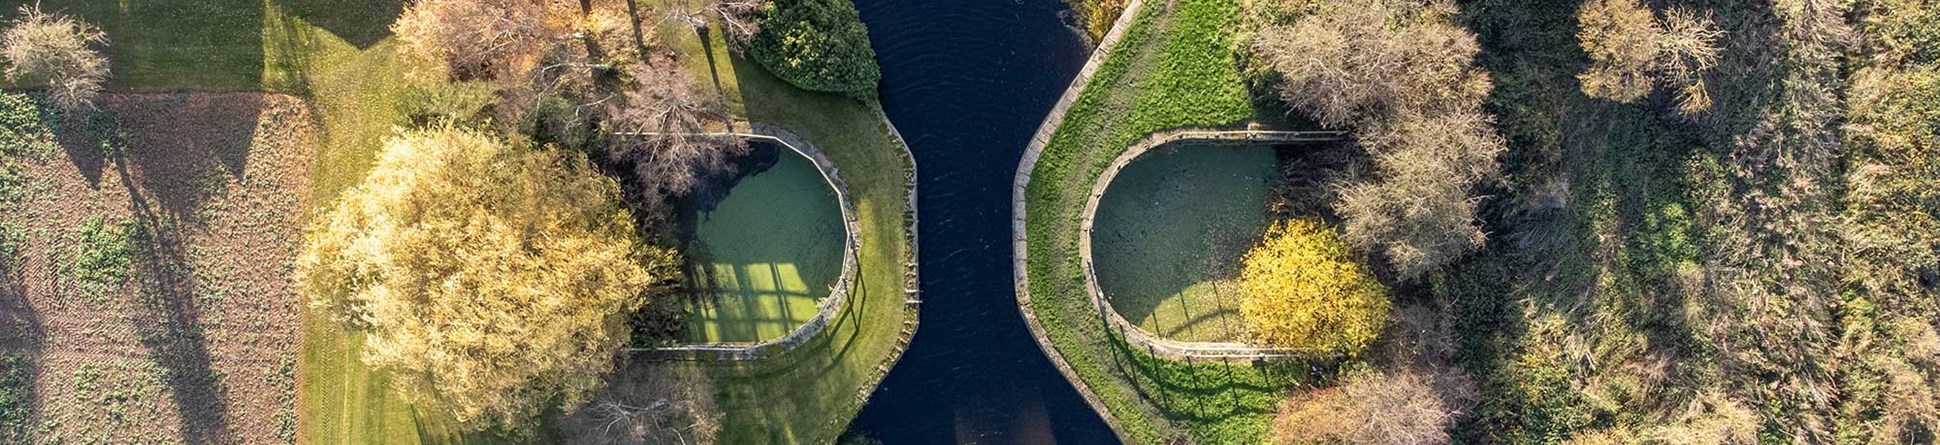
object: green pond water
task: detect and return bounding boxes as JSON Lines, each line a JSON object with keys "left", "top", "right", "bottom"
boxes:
{"left": 1092, "top": 144, "right": 1278, "bottom": 343}
{"left": 681, "top": 148, "right": 846, "bottom": 343}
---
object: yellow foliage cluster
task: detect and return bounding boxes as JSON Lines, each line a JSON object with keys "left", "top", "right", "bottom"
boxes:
{"left": 1238, "top": 218, "right": 1390, "bottom": 355}
{"left": 296, "top": 125, "right": 669, "bottom": 432}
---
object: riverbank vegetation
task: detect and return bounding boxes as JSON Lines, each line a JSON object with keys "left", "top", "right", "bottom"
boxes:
{"left": 1024, "top": 0, "right": 1296, "bottom": 441}
{"left": 1028, "top": 0, "right": 1940, "bottom": 442}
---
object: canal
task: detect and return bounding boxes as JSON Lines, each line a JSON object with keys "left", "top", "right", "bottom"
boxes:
{"left": 845, "top": 0, "right": 1120, "bottom": 443}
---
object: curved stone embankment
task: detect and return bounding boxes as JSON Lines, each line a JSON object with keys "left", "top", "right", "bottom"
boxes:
{"left": 843, "top": 116, "right": 924, "bottom": 419}
{"left": 1077, "top": 130, "right": 1343, "bottom": 362}
{"left": 1010, "top": 0, "right": 1350, "bottom": 436}
{"left": 1009, "top": 0, "right": 1152, "bottom": 437}
{"left": 630, "top": 124, "right": 865, "bottom": 361}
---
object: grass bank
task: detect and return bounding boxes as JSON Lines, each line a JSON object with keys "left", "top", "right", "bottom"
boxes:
{"left": 1020, "top": 0, "right": 1325, "bottom": 442}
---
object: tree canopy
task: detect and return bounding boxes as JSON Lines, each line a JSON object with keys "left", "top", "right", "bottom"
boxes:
{"left": 1248, "top": 0, "right": 1505, "bottom": 278}
{"left": 751, "top": 0, "right": 882, "bottom": 94}
{"left": 296, "top": 125, "right": 672, "bottom": 432}
{"left": 1576, "top": 0, "right": 1722, "bottom": 113}
{"left": 1237, "top": 218, "right": 1390, "bottom": 355}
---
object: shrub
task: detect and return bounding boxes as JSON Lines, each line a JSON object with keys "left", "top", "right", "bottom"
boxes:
{"left": 71, "top": 216, "right": 136, "bottom": 304}
{"left": 395, "top": 81, "right": 499, "bottom": 129}
{"left": 1238, "top": 218, "right": 1390, "bottom": 354}
{"left": 1575, "top": 0, "right": 1722, "bottom": 113}
{"left": 0, "top": 353, "right": 28, "bottom": 441}
{"left": 296, "top": 125, "right": 671, "bottom": 433}
{"left": 0, "top": 5, "right": 108, "bottom": 112}
{"left": 751, "top": 0, "right": 881, "bottom": 94}
{"left": 1271, "top": 370, "right": 1456, "bottom": 445}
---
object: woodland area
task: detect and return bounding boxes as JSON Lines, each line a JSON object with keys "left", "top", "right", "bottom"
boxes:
{"left": 1222, "top": 0, "right": 1940, "bottom": 442}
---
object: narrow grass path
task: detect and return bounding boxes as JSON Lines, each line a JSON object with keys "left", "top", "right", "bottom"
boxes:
{"left": 1017, "top": 0, "right": 1329, "bottom": 442}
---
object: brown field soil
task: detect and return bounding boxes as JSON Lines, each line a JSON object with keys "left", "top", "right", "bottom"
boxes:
{"left": 0, "top": 93, "right": 313, "bottom": 444}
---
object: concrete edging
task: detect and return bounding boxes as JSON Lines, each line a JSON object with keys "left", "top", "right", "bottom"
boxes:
{"left": 630, "top": 124, "right": 865, "bottom": 361}
{"left": 1076, "top": 130, "right": 1345, "bottom": 362}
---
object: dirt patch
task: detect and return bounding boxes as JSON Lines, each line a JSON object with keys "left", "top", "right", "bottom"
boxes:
{"left": 0, "top": 93, "right": 314, "bottom": 444}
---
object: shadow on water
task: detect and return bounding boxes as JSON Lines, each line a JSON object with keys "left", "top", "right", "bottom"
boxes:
{"left": 844, "top": 0, "right": 1117, "bottom": 443}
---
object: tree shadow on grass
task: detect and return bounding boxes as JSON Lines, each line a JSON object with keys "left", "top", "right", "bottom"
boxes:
{"left": 271, "top": 0, "right": 405, "bottom": 49}
{"left": 1099, "top": 317, "right": 1328, "bottom": 428}
{"left": 54, "top": 94, "right": 266, "bottom": 226}
{"left": 112, "top": 155, "right": 235, "bottom": 445}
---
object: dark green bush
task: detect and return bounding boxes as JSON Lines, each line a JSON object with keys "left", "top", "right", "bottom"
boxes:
{"left": 751, "top": 0, "right": 881, "bottom": 95}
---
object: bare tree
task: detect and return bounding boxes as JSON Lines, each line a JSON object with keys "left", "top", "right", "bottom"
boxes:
{"left": 1575, "top": 0, "right": 1722, "bottom": 113}
{"left": 1335, "top": 113, "right": 1504, "bottom": 278}
{"left": 392, "top": 0, "right": 551, "bottom": 81}
{"left": 560, "top": 362, "right": 721, "bottom": 445}
{"left": 607, "top": 59, "right": 748, "bottom": 219}
{"left": 1249, "top": 0, "right": 1503, "bottom": 279}
{"left": 1, "top": 5, "right": 108, "bottom": 112}
{"left": 706, "top": 0, "right": 765, "bottom": 52}
{"left": 1248, "top": 0, "right": 1491, "bottom": 128}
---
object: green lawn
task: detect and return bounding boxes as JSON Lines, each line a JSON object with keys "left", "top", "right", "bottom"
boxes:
{"left": 647, "top": 13, "right": 917, "bottom": 445}
{"left": 1092, "top": 144, "right": 1276, "bottom": 342}
{"left": 1021, "top": 0, "right": 1328, "bottom": 442}
{"left": 682, "top": 147, "right": 846, "bottom": 344}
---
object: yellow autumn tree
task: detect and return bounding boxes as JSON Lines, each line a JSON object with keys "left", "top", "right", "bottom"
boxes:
{"left": 1238, "top": 218, "right": 1390, "bottom": 355}
{"left": 296, "top": 125, "right": 670, "bottom": 432}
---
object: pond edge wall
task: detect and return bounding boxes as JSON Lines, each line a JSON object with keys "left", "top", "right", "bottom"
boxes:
{"left": 1078, "top": 130, "right": 1345, "bottom": 362}
{"left": 631, "top": 124, "right": 866, "bottom": 361}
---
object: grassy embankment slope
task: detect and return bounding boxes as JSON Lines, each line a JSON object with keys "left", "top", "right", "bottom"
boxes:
{"left": 655, "top": 18, "right": 919, "bottom": 443}
{"left": 1023, "top": 0, "right": 1325, "bottom": 442}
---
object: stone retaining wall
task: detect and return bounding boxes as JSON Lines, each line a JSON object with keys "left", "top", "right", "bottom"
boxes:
{"left": 1077, "top": 130, "right": 1344, "bottom": 362}
{"left": 1009, "top": 0, "right": 1152, "bottom": 439}
{"left": 630, "top": 125, "right": 865, "bottom": 361}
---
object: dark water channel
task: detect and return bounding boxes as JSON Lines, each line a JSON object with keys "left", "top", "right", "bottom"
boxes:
{"left": 845, "top": 0, "right": 1119, "bottom": 443}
